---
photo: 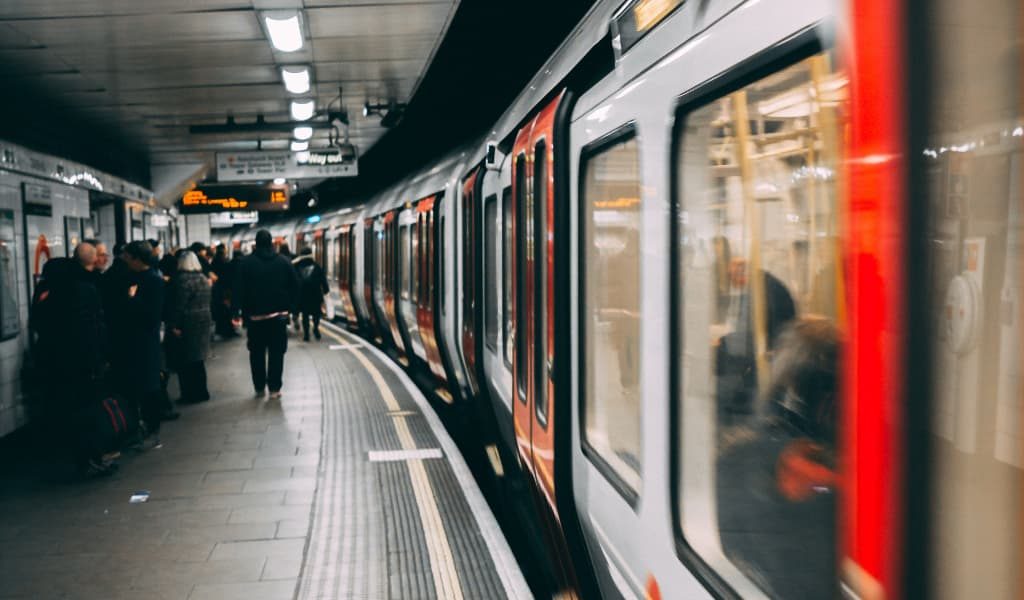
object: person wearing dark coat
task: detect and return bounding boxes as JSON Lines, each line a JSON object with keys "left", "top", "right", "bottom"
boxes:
{"left": 166, "top": 251, "right": 213, "bottom": 403}
{"left": 121, "top": 241, "right": 165, "bottom": 443}
{"left": 292, "top": 247, "right": 329, "bottom": 341}
{"left": 715, "top": 258, "right": 797, "bottom": 420}
{"left": 210, "top": 244, "right": 236, "bottom": 338}
{"left": 30, "top": 247, "right": 110, "bottom": 476}
{"left": 233, "top": 230, "right": 298, "bottom": 399}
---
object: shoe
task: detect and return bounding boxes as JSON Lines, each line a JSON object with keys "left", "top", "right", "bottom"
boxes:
{"left": 303, "top": 334, "right": 310, "bottom": 342}
{"left": 314, "top": 330, "right": 321, "bottom": 340}
{"left": 82, "top": 458, "right": 116, "bottom": 478}
{"left": 160, "top": 410, "right": 181, "bottom": 421}
{"left": 255, "top": 388, "right": 266, "bottom": 398}
{"left": 268, "top": 390, "right": 282, "bottom": 400}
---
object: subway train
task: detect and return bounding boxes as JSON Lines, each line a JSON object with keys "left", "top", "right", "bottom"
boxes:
{"left": 228, "top": 0, "right": 1023, "bottom": 598}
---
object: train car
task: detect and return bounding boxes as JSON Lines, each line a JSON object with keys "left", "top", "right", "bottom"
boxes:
{"left": 326, "top": 0, "right": 1024, "bottom": 597}
{"left": 324, "top": 208, "right": 358, "bottom": 327}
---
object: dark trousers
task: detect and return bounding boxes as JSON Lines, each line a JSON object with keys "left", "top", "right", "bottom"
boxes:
{"left": 247, "top": 317, "right": 288, "bottom": 392}
{"left": 301, "top": 311, "right": 321, "bottom": 339}
{"left": 128, "top": 388, "right": 163, "bottom": 436}
{"left": 178, "top": 360, "right": 209, "bottom": 403}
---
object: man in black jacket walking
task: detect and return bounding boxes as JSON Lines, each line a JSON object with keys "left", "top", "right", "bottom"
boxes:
{"left": 293, "top": 247, "right": 329, "bottom": 342}
{"left": 233, "top": 230, "right": 298, "bottom": 399}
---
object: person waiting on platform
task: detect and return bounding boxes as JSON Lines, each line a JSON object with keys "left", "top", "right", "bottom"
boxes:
{"left": 233, "top": 229, "right": 298, "bottom": 400}
{"left": 121, "top": 241, "right": 165, "bottom": 448}
{"left": 293, "top": 246, "right": 328, "bottom": 342}
{"left": 210, "top": 244, "right": 237, "bottom": 339}
{"left": 30, "top": 245, "right": 110, "bottom": 476}
{"left": 166, "top": 251, "right": 212, "bottom": 404}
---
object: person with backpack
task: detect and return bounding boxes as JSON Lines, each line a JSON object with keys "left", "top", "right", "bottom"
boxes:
{"left": 292, "top": 246, "right": 329, "bottom": 342}
{"left": 233, "top": 230, "right": 298, "bottom": 399}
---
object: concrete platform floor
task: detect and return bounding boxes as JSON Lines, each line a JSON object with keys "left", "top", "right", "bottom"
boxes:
{"left": 0, "top": 325, "right": 526, "bottom": 600}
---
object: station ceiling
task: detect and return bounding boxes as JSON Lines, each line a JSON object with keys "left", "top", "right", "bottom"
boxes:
{"left": 0, "top": 1, "right": 459, "bottom": 172}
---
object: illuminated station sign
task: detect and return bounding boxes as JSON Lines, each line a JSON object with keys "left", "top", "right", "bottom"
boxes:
{"left": 180, "top": 184, "right": 289, "bottom": 213}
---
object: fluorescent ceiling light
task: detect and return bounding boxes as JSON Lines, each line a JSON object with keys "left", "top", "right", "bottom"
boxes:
{"left": 281, "top": 66, "right": 310, "bottom": 94}
{"left": 290, "top": 140, "right": 309, "bottom": 152}
{"left": 290, "top": 99, "right": 315, "bottom": 121}
{"left": 293, "top": 126, "right": 313, "bottom": 141}
{"left": 264, "top": 13, "right": 303, "bottom": 53}
{"left": 273, "top": 178, "right": 286, "bottom": 185}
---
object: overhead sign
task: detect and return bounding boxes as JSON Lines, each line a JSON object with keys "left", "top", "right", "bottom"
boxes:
{"left": 216, "top": 150, "right": 358, "bottom": 182}
{"left": 181, "top": 184, "right": 289, "bottom": 214}
{"left": 149, "top": 214, "right": 171, "bottom": 228}
{"left": 210, "top": 211, "right": 259, "bottom": 228}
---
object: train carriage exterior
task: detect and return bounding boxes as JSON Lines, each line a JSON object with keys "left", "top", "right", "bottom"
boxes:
{"left": 311, "top": 0, "right": 1024, "bottom": 598}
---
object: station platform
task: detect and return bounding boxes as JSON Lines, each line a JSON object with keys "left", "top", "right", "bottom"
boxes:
{"left": 0, "top": 322, "right": 530, "bottom": 600}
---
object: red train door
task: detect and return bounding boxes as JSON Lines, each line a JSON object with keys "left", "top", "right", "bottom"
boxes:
{"left": 416, "top": 195, "right": 447, "bottom": 385}
{"left": 362, "top": 218, "right": 379, "bottom": 335}
{"left": 382, "top": 210, "right": 406, "bottom": 355}
{"left": 513, "top": 91, "right": 563, "bottom": 514}
{"left": 461, "top": 167, "right": 482, "bottom": 395}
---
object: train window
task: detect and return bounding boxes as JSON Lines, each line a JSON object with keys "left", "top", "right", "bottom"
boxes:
{"left": 515, "top": 153, "right": 528, "bottom": 402}
{"left": 463, "top": 177, "right": 475, "bottom": 339}
{"left": 581, "top": 132, "right": 643, "bottom": 497}
{"left": 922, "top": 2, "right": 1023, "bottom": 597}
{"left": 411, "top": 215, "right": 419, "bottom": 301}
{"left": 439, "top": 210, "right": 445, "bottom": 315}
{"left": 534, "top": 141, "right": 549, "bottom": 425}
{"left": 0, "top": 208, "right": 18, "bottom": 340}
{"left": 485, "top": 194, "right": 499, "bottom": 352}
{"left": 502, "top": 186, "right": 513, "bottom": 367}
{"left": 400, "top": 224, "right": 411, "bottom": 301}
{"left": 675, "top": 53, "right": 845, "bottom": 598}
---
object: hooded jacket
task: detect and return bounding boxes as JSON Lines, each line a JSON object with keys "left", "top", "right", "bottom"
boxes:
{"left": 233, "top": 246, "right": 298, "bottom": 318}
{"left": 292, "top": 254, "right": 329, "bottom": 314}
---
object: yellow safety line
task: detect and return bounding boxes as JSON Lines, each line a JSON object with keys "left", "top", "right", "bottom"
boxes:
{"left": 322, "top": 328, "right": 464, "bottom": 600}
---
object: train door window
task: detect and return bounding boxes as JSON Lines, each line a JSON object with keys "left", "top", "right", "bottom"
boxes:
{"left": 581, "top": 132, "right": 642, "bottom": 497}
{"left": 400, "top": 224, "right": 411, "bottom": 301}
{"left": 485, "top": 194, "right": 499, "bottom": 351}
{"left": 921, "top": 2, "right": 1023, "bottom": 597}
{"left": 674, "top": 53, "right": 845, "bottom": 598}
{"left": 515, "top": 153, "right": 528, "bottom": 401}
{"left": 413, "top": 216, "right": 421, "bottom": 304}
{"left": 463, "top": 177, "right": 476, "bottom": 338}
{"left": 533, "top": 141, "right": 549, "bottom": 424}
{"left": 439, "top": 210, "right": 446, "bottom": 316}
{"left": 0, "top": 208, "right": 19, "bottom": 340}
{"left": 503, "top": 186, "right": 513, "bottom": 367}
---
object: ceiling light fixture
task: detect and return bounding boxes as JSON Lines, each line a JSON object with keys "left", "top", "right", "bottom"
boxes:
{"left": 295, "top": 151, "right": 311, "bottom": 163}
{"left": 293, "top": 126, "right": 313, "bottom": 141}
{"left": 290, "top": 140, "right": 309, "bottom": 152}
{"left": 281, "top": 66, "right": 311, "bottom": 94}
{"left": 273, "top": 178, "right": 286, "bottom": 185}
{"left": 290, "top": 99, "right": 315, "bottom": 121}
{"left": 263, "top": 12, "right": 304, "bottom": 53}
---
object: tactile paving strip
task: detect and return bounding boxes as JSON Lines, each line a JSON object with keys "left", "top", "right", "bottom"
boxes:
{"left": 295, "top": 340, "right": 511, "bottom": 600}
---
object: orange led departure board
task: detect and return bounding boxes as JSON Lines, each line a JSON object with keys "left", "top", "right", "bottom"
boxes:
{"left": 180, "top": 184, "right": 289, "bottom": 213}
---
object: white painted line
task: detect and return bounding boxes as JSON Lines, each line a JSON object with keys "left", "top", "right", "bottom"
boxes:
{"left": 328, "top": 343, "right": 363, "bottom": 350}
{"left": 368, "top": 448, "right": 444, "bottom": 462}
{"left": 322, "top": 321, "right": 533, "bottom": 600}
